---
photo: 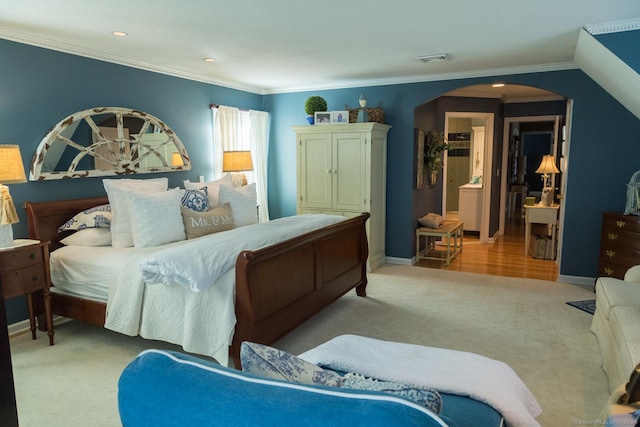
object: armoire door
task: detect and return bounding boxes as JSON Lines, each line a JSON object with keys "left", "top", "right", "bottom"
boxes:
{"left": 298, "top": 133, "right": 332, "bottom": 209}
{"left": 333, "top": 132, "right": 367, "bottom": 212}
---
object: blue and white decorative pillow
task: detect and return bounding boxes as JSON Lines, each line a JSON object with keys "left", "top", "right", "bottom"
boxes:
{"left": 181, "top": 187, "right": 209, "bottom": 212}
{"left": 240, "top": 342, "right": 343, "bottom": 388}
{"left": 58, "top": 204, "right": 112, "bottom": 232}
{"left": 341, "top": 373, "right": 442, "bottom": 414}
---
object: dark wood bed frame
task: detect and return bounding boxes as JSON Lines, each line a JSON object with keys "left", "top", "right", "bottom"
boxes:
{"left": 24, "top": 197, "right": 369, "bottom": 365}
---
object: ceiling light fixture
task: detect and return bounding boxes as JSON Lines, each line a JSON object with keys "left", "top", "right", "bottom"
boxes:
{"left": 416, "top": 53, "right": 449, "bottom": 63}
{"left": 203, "top": 58, "right": 216, "bottom": 62}
{"left": 112, "top": 31, "right": 127, "bottom": 37}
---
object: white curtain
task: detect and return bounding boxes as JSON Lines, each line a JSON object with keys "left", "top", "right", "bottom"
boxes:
{"left": 250, "top": 110, "right": 270, "bottom": 222}
{"left": 212, "top": 105, "right": 239, "bottom": 178}
{"left": 212, "top": 105, "right": 270, "bottom": 222}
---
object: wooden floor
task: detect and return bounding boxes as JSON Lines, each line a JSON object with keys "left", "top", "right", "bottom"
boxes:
{"left": 415, "top": 210, "right": 559, "bottom": 281}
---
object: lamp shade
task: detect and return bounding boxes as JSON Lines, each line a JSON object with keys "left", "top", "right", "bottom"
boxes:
{"left": 171, "top": 152, "right": 184, "bottom": 167}
{"left": 535, "top": 155, "right": 560, "bottom": 175}
{"left": 223, "top": 151, "right": 253, "bottom": 172}
{"left": 0, "top": 145, "right": 27, "bottom": 184}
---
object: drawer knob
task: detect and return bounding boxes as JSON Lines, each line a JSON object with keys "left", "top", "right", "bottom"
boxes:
{"left": 29, "top": 253, "right": 36, "bottom": 259}
{"left": 606, "top": 250, "right": 616, "bottom": 258}
{"left": 607, "top": 233, "right": 618, "bottom": 241}
{"left": 32, "top": 275, "right": 38, "bottom": 281}
{"left": 616, "top": 220, "right": 626, "bottom": 228}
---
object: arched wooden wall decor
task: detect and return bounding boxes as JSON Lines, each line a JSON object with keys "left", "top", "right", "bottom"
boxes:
{"left": 30, "top": 107, "right": 191, "bottom": 180}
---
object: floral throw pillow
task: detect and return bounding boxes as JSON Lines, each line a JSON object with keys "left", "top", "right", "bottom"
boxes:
{"left": 181, "top": 187, "right": 209, "bottom": 212}
{"left": 240, "top": 342, "right": 343, "bottom": 388}
{"left": 58, "top": 204, "right": 112, "bottom": 232}
{"left": 341, "top": 373, "right": 442, "bottom": 414}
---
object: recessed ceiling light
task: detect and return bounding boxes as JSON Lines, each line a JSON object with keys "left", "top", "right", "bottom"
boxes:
{"left": 416, "top": 54, "right": 449, "bottom": 63}
{"left": 204, "top": 58, "right": 216, "bottom": 62}
{"left": 492, "top": 83, "right": 505, "bottom": 88}
{"left": 112, "top": 31, "right": 128, "bottom": 37}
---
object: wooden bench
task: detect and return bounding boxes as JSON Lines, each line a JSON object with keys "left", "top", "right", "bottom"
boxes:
{"left": 416, "top": 221, "right": 464, "bottom": 265}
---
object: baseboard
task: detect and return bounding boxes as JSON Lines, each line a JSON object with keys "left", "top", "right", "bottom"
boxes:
{"left": 7, "top": 319, "right": 32, "bottom": 337}
{"left": 557, "top": 274, "right": 596, "bottom": 289}
{"left": 385, "top": 256, "right": 414, "bottom": 266}
{"left": 8, "top": 316, "right": 70, "bottom": 339}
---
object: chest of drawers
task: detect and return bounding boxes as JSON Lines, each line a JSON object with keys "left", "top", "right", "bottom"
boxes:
{"left": 598, "top": 213, "right": 640, "bottom": 279}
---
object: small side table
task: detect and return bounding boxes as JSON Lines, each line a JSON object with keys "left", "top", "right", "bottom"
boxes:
{"left": 524, "top": 204, "right": 560, "bottom": 257}
{"left": 0, "top": 239, "right": 54, "bottom": 345}
{"left": 416, "top": 221, "right": 464, "bottom": 266}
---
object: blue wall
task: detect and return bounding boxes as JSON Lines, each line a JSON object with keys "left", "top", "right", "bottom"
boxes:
{"left": 595, "top": 29, "right": 640, "bottom": 73}
{"left": 0, "top": 39, "right": 263, "bottom": 322}
{"left": 267, "top": 71, "right": 640, "bottom": 277}
{"left": 2, "top": 35, "right": 640, "bottom": 323}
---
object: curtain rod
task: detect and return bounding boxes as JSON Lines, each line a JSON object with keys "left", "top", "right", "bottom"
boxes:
{"left": 209, "top": 103, "right": 250, "bottom": 112}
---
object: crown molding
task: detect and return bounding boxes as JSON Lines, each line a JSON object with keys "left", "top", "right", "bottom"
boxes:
{"left": 0, "top": 29, "right": 265, "bottom": 94}
{"left": 265, "top": 63, "right": 579, "bottom": 94}
{"left": 0, "top": 28, "right": 578, "bottom": 95}
{"left": 584, "top": 19, "right": 640, "bottom": 35}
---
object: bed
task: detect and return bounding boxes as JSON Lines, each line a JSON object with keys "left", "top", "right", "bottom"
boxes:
{"left": 24, "top": 196, "right": 369, "bottom": 366}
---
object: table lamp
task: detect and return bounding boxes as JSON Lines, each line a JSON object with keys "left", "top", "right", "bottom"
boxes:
{"left": 0, "top": 145, "right": 27, "bottom": 248}
{"left": 535, "top": 155, "right": 560, "bottom": 206}
{"left": 223, "top": 151, "right": 253, "bottom": 186}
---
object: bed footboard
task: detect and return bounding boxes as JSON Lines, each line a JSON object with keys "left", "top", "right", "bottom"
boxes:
{"left": 232, "top": 213, "right": 369, "bottom": 363}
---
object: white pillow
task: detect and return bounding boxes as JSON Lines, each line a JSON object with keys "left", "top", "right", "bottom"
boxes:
{"left": 60, "top": 228, "right": 112, "bottom": 247}
{"left": 184, "top": 174, "right": 233, "bottom": 207}
{"left": 219, "top": 183, "right": 257, "bottom": 227}
{"left": 103, "top": 178, "right": 168, "bottom": 248}
{"left": 127, "top": 188, "right": 186, "bottom": 248}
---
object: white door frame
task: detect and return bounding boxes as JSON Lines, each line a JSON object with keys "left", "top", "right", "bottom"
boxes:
{"left": 443, "top": 112, "right": 494, "bottom": 243}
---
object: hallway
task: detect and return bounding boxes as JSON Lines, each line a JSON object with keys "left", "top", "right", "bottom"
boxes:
{"left": 415, "top": 214, "right": 559, "bottom": 282}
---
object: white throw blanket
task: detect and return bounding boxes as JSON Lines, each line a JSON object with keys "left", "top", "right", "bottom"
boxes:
{"left": 299, "top": 335, "right": 542, "bottom": 427}
{"left": 105, "top": 214, "right": 347, "bottom": 366}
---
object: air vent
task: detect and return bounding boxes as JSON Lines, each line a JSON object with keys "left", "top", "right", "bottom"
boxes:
{"left": 417, "top": 54, "right": 449, "bottom": 63}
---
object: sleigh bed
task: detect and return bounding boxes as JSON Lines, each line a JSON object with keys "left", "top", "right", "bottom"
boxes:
{"left": 24, "top": 196, "right": 369, "bottom": 366}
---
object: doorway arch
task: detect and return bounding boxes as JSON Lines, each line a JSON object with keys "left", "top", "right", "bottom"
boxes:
{"left": 413, "top": 83, "right": 571, "bottom": 272}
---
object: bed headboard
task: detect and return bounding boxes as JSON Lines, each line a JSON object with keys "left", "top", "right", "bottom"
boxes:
{"left": 23, "top": 196, "right": 109, "bottom": 251}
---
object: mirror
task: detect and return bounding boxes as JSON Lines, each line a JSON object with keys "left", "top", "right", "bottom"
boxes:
{"left": 30, "top": 107, "right": 190, "bottom": 180}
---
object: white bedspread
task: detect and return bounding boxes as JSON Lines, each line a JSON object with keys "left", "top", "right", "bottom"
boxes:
{"left": 105, "top": 214, "right": 346, "bottom": 366}
{"left": 299, "top": 335, "right": 542, "bottom": 427}
{"left": 139, "top": 214, "right": 346, "bottom": 292}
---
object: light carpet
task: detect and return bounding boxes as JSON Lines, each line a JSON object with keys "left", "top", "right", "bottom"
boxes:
{"left": 10, "top": 264, "right": 609, "bottom": 426}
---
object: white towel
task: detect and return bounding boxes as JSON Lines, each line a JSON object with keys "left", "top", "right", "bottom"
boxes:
{"left": 299, "top": 334, "right": 542, "bottom": 427}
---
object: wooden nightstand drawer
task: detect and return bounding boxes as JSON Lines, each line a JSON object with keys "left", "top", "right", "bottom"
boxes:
{"left": 0, "top": 246, "right": 43, "bottom": 269}
{"left": 1, "top": 263, "right": 46, "bottom": 298}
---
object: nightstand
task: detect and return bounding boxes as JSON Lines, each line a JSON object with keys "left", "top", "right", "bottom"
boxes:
{"left": 0, "top": 239, "right": 54, "bottom": 345}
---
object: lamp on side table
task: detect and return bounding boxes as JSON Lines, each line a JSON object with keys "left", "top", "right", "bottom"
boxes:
{"left": 0, "top": 145, "right": 27, "bottom": 248}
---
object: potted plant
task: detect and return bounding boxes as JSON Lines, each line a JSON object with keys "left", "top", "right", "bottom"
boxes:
{"left": 424, "top": 131, "right": 449, "bottom": 186}
{"left": 304, "top": 96, "right": 328, "bottom": 124}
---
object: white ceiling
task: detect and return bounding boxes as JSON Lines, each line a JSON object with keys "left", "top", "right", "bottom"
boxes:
{"left": 1, "top": 1, "right": 639, "bottom": 95}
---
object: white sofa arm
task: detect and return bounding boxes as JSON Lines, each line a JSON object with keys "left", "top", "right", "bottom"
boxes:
{"left": 624, "top": 265, "right": 640, "bottom": 283}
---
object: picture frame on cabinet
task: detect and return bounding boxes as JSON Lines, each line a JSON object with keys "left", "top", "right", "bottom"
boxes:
{"left": 331, "top": 111, "right": 349, "bottom": 124}
{"left": 314, "top": 112, "right": 331, "bottom": 124}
